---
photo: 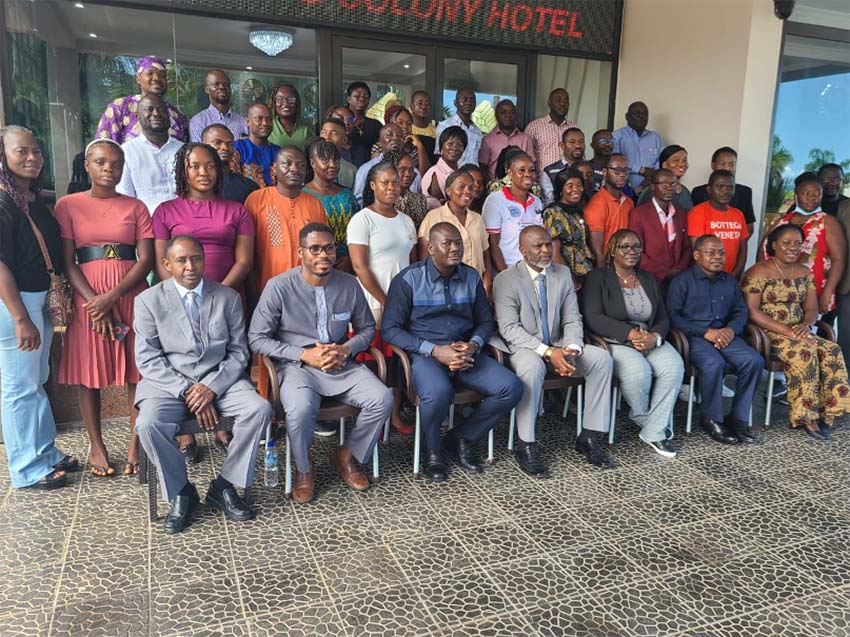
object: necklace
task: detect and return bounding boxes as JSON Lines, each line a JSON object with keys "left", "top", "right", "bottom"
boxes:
{"left": 774, "top": 259, "right": 789, "bottom": 279}
{"left": 616, "top": 267, "right": 637, "bottom": 287}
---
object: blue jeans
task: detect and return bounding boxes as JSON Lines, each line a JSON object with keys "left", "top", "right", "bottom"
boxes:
{"left": 609, "top": 342, "right": 683, "bottom": 442}
{"left": 0, "top": 292, "right": 65, "bottom": 487}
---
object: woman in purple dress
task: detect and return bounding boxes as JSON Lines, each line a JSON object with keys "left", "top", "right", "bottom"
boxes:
{"left": 152, "top": 142, "right": 255, "bottom": 458}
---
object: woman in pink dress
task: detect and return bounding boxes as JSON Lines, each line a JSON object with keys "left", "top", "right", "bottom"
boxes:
{"left": 56, "top": 139, "right": 155, "bottom": 477}
{"left": 152, "top": 142, "right": 255, "bottom": 458}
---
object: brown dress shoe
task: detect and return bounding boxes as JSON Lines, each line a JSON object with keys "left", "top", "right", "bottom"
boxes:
{"left": 292, "top": 470, "right": 314, "bottom": 504}
{"left": 331, "top": 447, "right": 370, "bottom": 492}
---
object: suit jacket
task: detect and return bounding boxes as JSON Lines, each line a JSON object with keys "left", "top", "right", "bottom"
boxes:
{"left": 492, "top": 261, "right": 584, "bottom": 355}
{"left": 836, "top": 198, "right": 850, "bottom": 295}
{"left": 628, "top": 199, "right": 691, "bottom": 287}
{"left": 581, "top": 266, "right": 669, "bottom": 343}
{"left": 133, "top": 277, "right": 253, "bottom": 404}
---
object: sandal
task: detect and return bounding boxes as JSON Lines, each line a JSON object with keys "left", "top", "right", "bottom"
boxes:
{"left": 25, "top": 470, "right": 67, "bottom": 490}
{"left": 54, "top": 455, "right": 80, "bottom": 473}
{"left": 122, "top": 462, "right": 140, "bottom": 476}
{"left": 89, "top": 464, "right": 115, "bottom": 478}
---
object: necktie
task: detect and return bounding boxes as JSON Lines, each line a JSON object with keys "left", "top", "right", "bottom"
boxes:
{"left": 185, "top": 290, "right": 203, "bottom": 353}
{"left": 536, "top": 273, "right": 550, "bottom": 346}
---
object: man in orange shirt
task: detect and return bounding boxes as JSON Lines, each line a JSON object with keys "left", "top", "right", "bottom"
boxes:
{"left": 585, "top": 153, "right": 635, "bottom": 267}
{"left": 687, "top": 170, "right": 749, "bottom": 279}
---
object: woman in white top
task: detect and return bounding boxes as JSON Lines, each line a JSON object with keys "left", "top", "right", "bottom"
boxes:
{"left": 348, "top": 161, "right": 417, "bottom": 433}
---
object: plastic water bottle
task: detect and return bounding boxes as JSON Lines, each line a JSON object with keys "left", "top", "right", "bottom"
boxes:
{"left": 264, "top": 440, "right": 279, "bottom": 488}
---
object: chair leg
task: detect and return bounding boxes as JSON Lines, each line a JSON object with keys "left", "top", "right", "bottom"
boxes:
{"left": 413, "top": 407, "right": 421, "bottom": 478}
{"left": 372, "top": 443, "right": 379, "bottom": 480}
{"left": 339, "top": 417, "right": 346, "bottom": 445}
{"left": 448, "top": 404, "right": 455, "bottom": 430}
{"left": 748, "top": 404, "right": 753, "bottom": 428}
{"left": 383, "top": 416, "right": 390, "bottom": 443}
{"left": 608, "top": 386, "right": 618, "bottom": 444}
{"left": 765, "top": 371, "right": 775, "bottom": 430}
{"left": 507, "top": 409, "right": 516, "bottom": 451}
{"left": 138, "top": 445, "right": 148, "bottom": 486}
{"left": 686, "top": 375, "right": 695, "bottom": 434}
{"left": 487, "top": 428, "right": 494, "bottom": 464}
{"left": 575, "top": 385, "right": 584, "bottom": 436}
{"left": 562, "top": 387, "right": 572, "bottom": 418}
{"left": 147, "top": 457, "right": 158, "bottom": 522}
{"left": 284, "top": 432, "right": 293, "bottom": 498}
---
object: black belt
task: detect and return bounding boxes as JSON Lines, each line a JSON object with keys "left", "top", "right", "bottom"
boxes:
{"left": 76, "top": 244, "right": 137, "bottom": 264}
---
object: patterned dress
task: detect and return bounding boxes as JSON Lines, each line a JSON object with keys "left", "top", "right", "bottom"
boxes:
{"left": 742, "top": 271, "right": 850, "bottom": 427}
{"left": 542, "top": 202, "right": 593, "bottom": 278}
{"left": 394, "top": 191, "right": 429, "bottom": 230}
{"left": 302, "top": 187, "right": 358, "bottom": 257}
{"left": 95, "top": 95, "right": 188, "bottom": 143}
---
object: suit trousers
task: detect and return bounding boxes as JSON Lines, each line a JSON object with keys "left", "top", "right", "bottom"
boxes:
{"left": 410, "top": 353, "right": 523, "bottom": 452}
{"left": 508, "top": 345, "right": 613, "bottom": 442}
{"left": 837, "top": 293, "right": 850, "bottom": 368}
{"left": 136, "top": 388, "right": 272, "bottom": 501}
{"left": 609, "top": 342, "right": 684, "bottom": 442}
{"left": 689, "top": 336, "right": 763, "bottom": 423}
{"left": 280, "top": 362, "right": 392, "bottom": 473}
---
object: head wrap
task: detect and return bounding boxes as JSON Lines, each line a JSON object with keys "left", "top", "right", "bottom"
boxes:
{"left": 136, "top": 56, "right": 166, "bottom": 74}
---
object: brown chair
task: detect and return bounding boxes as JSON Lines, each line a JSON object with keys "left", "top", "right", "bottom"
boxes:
{"left": 389, "top": 344, "right": 498, "bottom": 477}
{"left": 260, "top": 349, "right": 387, "bottom": 496}
{"left": 744, "top": 320, "right": 835, "bottom": 429}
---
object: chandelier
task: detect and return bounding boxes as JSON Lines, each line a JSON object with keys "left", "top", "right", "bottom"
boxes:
{"left": 249, "top": 27, "right": 294, "bottom": 56}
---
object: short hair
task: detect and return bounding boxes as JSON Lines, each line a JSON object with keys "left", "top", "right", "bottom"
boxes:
{"left": 708, "top": 169, "right": 735, "bottom": 186}
{"left": 608, "top": 152, "right": 628, "bottom": 164}
{"left": 381, "top": 149, "right": 406, "bottom": 167}
{"left": 519, "top": 224, "right": 548, "bottom": 244}
{"left": 165, "top": 234, "right": 204, "bottom": 256}
{"left": 765, "top": 223, "right": 803, "bottom": 257}
{"left": 275, "top": 145, "right": 305, "bottom": 162}
{"left": 362, "top": 161, "right": 397, "bottom": 208}
{"left": 794, "top": 171, "right": 820, "bottom": 189}
{"left": 299, "top": 222, "right": 334, "bottom": 245}
{"left": 438, "top": 125, "right": 468, "bottom": 151}
{"left": 653, "top": 167, "right": 675, "bottom": 181}
{"left": 456, "top": 85, "right": 475, "bottom": 97}
{"left": 693, "top": 234, "right": 721, "bottom": 252}
{"left": 549, "top": 88, "right": 567, "bottom": 99}
{"left": 495, "top": 98, "right": 515, "bottom": 109}
{"left": 659, "top": 144, "right": 687, "bottom": 167}
{"left": 553, "top": 169, "right": 584, "bottom": 204}
{"left": 604, "top": 228, "right": 640, "bottom": 266}
{"left": 817, "top": 163, "right": 843, "bottom": 177}
{"left": 562, "top": 127, "right": 584, "bottom": 141}
{"left": 246, "top": 101, "right": 271, "bottom": 117}
{"left": 200, "top": 123, "right": 233, "bottom": 141}
{"left": 711, "top": 146, "right": 737, "bottom": 163}
{"left": 428, "top": 221, "right": 460, "bottom": 241}
{"left": 410, "top": 89, "right": 430, "bottom": 101}
{"left": 592, "top": 129, "right": 612, "bottom": 140}
{"left": 173, "top": 143, "right": 223, "bottom": 198}
{"left": 346, "top": 81, "right": 371, "bottom": 98}
{"left": 458, "top": 162, "right": 483, "bottom": 175}
{"left": 445, "top": 169, "right": 472, "bottom": 191}
{"left": 321, "top": 117, "right": 346, "bottom": 132}
{"left": 324, "top": 104, "right": 352, "bottom": 120}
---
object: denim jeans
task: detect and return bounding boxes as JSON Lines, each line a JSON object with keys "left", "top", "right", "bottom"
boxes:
{"left": 0, "top": 292, "right": 65, "bottom": 487}
{"left": 609, "top": 341, "right": 684, "bottom": 442}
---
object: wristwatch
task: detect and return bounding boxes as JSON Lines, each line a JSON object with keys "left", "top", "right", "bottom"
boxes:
{"left": 543, "top": 347, "right": 554, "bottom": 361}
{"left": 655, "top": 333, "right": 662, "bottom": 348}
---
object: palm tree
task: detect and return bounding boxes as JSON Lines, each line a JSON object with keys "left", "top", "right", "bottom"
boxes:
{"left": 766, "top": 135, "right": 794, "bottom": 212}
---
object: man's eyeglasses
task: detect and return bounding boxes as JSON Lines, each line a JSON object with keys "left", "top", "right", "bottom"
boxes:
{"left": 617, "top": 244, "right": 643, "bottom": 254}
{"left": 303, "top": 244, "right": 336, "bottom": 255}
{"left": 606, "top": 166, "right": 630, "bottom": 175}
{"left": 274, "top": 96, "right": 298, "bottom": 105}
{"left": 595, "top": 137, "right": 613, "bottom": 143}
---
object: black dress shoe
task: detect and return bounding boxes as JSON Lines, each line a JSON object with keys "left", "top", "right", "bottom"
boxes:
{"left": 515, "top": 441, "right": 550, "bottom": 478}
{"left": 701, "top": 419, "right": 738, "bottom": 445}
{"left": 731, "top": 420, "right": 759, "bottom": 444}
{"left": 180, "top": 441, "right": 200, "bottom": 464}
{"left": 164, "top": 483, "right": 200, "bottom": 534}
{"left": 422, "top": 450, "right": 447, "bottom": 482}
{"left": 444, "top": 432, "right": 483, "bottom": 474}
{"left": 574, "top": 435, "right": 614, "bottom": 469}
{"left": 206, "top": 481, "right": 254, "bottom": 521}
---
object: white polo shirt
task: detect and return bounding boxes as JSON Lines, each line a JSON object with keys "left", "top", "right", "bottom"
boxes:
{"left": 482, "top": 187, "right": 543, "bottom": 268}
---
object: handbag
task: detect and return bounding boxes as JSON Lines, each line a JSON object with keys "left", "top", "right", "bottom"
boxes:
{"left": 23, "top": 210, "right": 74, "bottom": 327}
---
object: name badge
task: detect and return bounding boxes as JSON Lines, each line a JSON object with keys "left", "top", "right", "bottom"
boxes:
{"left": 332, "top": 312, "right": 351, "bottom": 321}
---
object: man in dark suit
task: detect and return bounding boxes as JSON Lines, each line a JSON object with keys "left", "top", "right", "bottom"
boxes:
{"left": 134, "top": 235, "right": 272, "bottom": 534}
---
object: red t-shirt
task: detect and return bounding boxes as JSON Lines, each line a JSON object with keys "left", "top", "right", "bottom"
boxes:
{"left": 687, "top": 202, "right": 749, "bottom": 273}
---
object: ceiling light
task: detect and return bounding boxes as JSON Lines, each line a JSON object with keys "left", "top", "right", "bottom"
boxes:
{"left": 403, "top": 64, "right": 410, "bottom": 69}
{"left": 166, "top": 58, "right": 173, "bottom": 63}
{"left": 249, "top": 27, "right": 293, "bottom": 56}
{"left": 245, "top": 66, "right": 253, "bottom": 70}
{"left": 74, "top": 2, "right": 85, "bottom": 7}
{"left": 89, "top": 32, "right": 97, "bottom": 38}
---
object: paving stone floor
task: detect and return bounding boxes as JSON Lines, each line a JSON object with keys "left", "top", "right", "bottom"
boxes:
{"left": 1, "top": 388, "right": 850, "bottom": 636}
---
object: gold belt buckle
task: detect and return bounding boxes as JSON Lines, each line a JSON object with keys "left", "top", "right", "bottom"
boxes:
{"left": 102, "top": 244, "right": 118, "bottom": 259}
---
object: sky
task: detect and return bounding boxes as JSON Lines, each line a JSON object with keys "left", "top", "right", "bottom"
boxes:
{"left": 773, "top": 72, "right": 850, "bottom": 176}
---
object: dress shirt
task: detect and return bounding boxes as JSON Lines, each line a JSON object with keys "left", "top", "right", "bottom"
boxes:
{"left": 382, "top": 258, "right": 493, "bottom": 357}
{"left": 665, "top": 266, "right": 749, "bottom": 338}
{"left": 188, "top": 104, "right": 249, "bottom": 142}
{"left": 116, "top": 135, "right": 183, "bottom": 216}
{"left": 612, "top": 126, "right": 664, "bottom": 191}
{"left": 479, "top": 127, "right": 535, "bottom": 180}
{"left": 435, "top": 114, "right": 483, "bottom": 167}
{"left": 173, "top": 279, "right": 205, "bottom": 339}
{"left": 524, "top": 263, "right": 582, "bottom": 356}
{"left": 353, "top": 154, "right": 421, "bottom": 205}
{"left": 524, "top": 115, "right": 578, "bottom": 173}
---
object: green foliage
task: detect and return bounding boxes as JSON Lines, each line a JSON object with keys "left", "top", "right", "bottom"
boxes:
{"left": 766, "top": 135, "right": 794, "bottom": 212}
{"left": 803, "top": 147, "right": 850, "bottom": 188}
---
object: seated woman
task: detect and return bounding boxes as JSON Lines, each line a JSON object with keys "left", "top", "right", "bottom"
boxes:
{"left": 153, "top": 142, "right": 255, "bottom": 458}
{"left": 582, "top": 228, "right": 684, "bottom": 457}
{"left": 743, "top": 223, "right": 850, "bottom": 440}
{"left": 542, "top": 168, "right": 593, "bottom": 287}
{"left": 421, "top": 126, "right": 467, "bottom": 207}
{"left": 303, "top": 138, "right": 358, "bottom": 273}
{"left": 372, "top": 104, "right": 431, "bottom": 176}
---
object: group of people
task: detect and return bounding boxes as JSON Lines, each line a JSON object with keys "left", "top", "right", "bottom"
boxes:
{"left": 1, "top": 55, "right": 849, "bottom": 535}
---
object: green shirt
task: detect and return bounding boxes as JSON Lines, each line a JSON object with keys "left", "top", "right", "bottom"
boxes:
{"left": 268, "top": 119, "right": 311, "bottom": 149}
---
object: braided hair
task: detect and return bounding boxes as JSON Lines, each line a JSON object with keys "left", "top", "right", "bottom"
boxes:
{"left": 0, "top": 125, "right": 44, "bottom": 214}
{"left": 304, "top": 137, "right": 341, "bottom": 183}
{"left": 173, "top": 142, "right": 223, "bottom": 199}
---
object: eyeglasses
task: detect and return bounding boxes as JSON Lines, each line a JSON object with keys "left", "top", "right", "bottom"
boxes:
{"left": 606, "top": 166, "right": 630, "bottom": 175}
{"left": 616, "top": 244, "right": 643, "bottom": 254}
{"left": 303, "top": 244, "right": 336, "bottom": 255}
{"left": 274, "top": 96, "right": 298, "bottom": 104}
{"left": 595, "top": 137, "right": 613, "bottom": 143}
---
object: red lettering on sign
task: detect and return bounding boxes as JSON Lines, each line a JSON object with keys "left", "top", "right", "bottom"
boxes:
{"left": 569, "top": 11, "right": 583, "bottom": 37}
{"left": 390, "top": 0, "right": 408, "bottom": 15}
{"left": 487, "top": 0, "right": 509, "bottom": 29}
{"left": 303, "top": 0, "right": 323, "bottom": 5}
{"left": 339, "top": 0, "right": 360, "bottom": 9}
{"left": 549, "top": 8, "right": 567, "bottom": 35}
{"left": 511, "top": 3, "right": 531, "bottom": 31}
{"left": 365, "top": 0, "right": 390, "bottom": 12}
{"left": 411, "top": 0, "right": 435, "bottom": 18}
{"left": 462, "top": 0, "right": 482, "bottom": 24}
{"left": 533, "top": 7, "right": 550, "bottom": 33}
{"left": 436, "top": 0, "right": 459, "bottom": 22}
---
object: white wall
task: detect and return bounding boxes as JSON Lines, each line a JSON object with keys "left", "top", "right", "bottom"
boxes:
{"left": 616, "top": 0, "right": 784, "bottom": 251}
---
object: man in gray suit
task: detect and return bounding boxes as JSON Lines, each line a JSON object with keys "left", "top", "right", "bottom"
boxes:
{"left": 248, "top": 222, "right": 392, "bottom": 504}
{"left": 134, "top": 235, "right": 272, "bottom": 534}
{"left": 493, "top": 226, "right": 615, "bottom": 475}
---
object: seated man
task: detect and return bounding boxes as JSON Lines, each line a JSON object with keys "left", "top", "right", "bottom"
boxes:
{"left": 666, "top": 234, "right": 763, "bottom": 444}
{"left": 494, "top": 226, "right": 615, "bottom": 475}
{"left": 134, "top": 236, "right": 272, "bottom": 534}
{"left": 382, "top": 222, "right": 524, "bottom": 482}
{"left": 248, "top": 223, "right": 392, "bottom": 503}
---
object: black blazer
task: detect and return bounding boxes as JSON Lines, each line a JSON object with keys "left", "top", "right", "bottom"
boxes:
{"left": 581, "top": 266, "right": 669, "bottom": 343}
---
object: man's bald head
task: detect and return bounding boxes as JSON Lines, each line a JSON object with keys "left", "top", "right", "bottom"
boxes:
{"left": 519, "top": 225, "right": 553, "bottom": 270}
